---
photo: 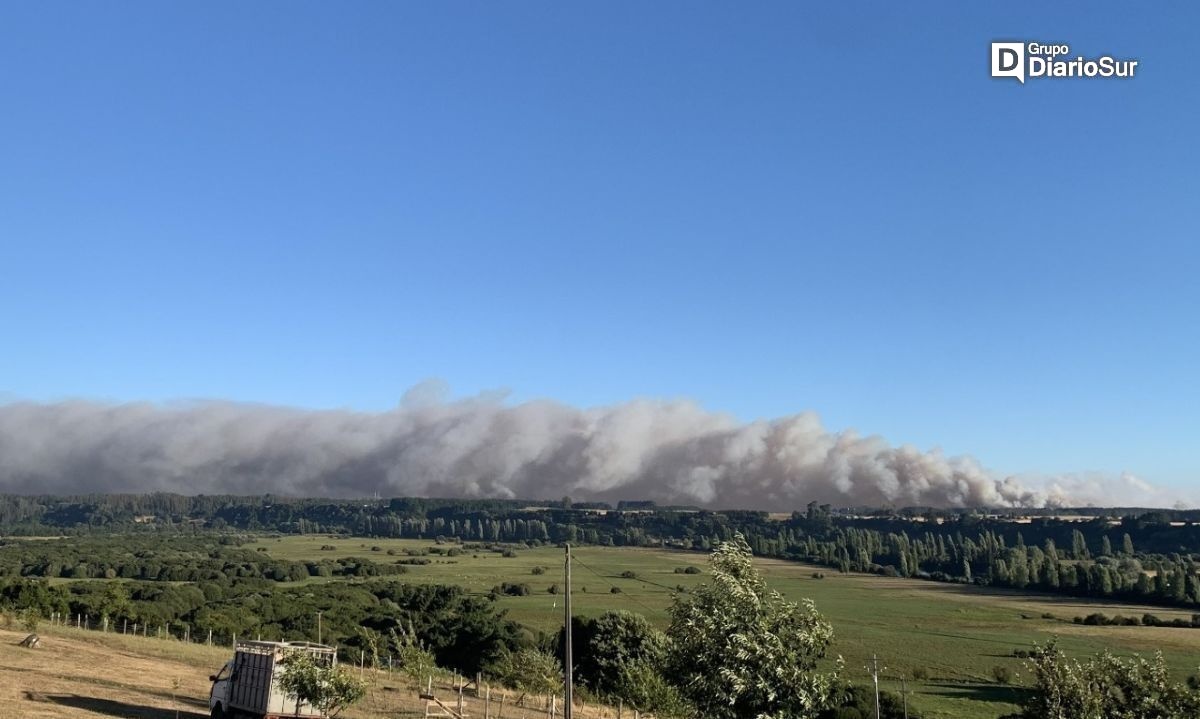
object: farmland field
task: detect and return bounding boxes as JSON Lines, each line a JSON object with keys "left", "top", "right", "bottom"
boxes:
{"left": 249, "top": 535, "right": 1200, "bottom": 719}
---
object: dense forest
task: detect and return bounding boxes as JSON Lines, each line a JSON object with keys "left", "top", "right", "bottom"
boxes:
{"left": 4, "top": 494, "right": 1200, "bottom": 609}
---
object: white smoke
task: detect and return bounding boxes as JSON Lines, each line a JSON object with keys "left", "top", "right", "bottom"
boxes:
{"left": 0, "top": 386, "right": 1180, "bottom": 508}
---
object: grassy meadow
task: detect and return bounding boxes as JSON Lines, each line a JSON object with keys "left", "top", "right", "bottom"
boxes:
{"left": 250, "top": 535, "right": 1200, "bottom": 719}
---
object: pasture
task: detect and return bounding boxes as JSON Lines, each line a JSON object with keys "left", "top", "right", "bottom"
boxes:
{"left": 251, "top": 535, "right": 1200, "bottom": 719}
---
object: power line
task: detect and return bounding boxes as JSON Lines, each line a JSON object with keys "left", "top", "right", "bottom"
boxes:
{"left": 568, "top": 551, "right": 672, "bottom": 617}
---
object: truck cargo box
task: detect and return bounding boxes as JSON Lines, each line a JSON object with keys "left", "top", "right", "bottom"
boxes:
{"left": 213, "top": 640, "right": 337, "bottom": 718}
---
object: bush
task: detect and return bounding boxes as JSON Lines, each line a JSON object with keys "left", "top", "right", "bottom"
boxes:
{"left": 620, "top": 570, "right": 637, "bottom": 579}
{"left": 491, "top": 582, "right": 531, "bottom": 597}
{"left": 531, "top": 566, "right": 546, "bottom": 575}
{"left": 910, "top": 666, "right": 929, "bottom": 681}
{"left": 992, "top": 665, "right": 1012, "bottom": 684}
{"left": 489, "top": 648, "right": 562, "bottom": 694}
{"left": 610, "top": 586, "right": 622, "bottom": 594}
{"left": 19, "top": 608, "right": 40, "bottom": 633}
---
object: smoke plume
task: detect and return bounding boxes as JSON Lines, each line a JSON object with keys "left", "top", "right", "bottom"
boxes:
{"left": 0, "top": 385, "right": 1176, "bottom": 509}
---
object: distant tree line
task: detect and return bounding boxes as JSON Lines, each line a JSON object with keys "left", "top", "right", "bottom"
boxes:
{"left": 0, "top": 534, "right": 405, "bottom": 583}
{"left": 5, "top": 494, "right": 1200, "bottom": 608}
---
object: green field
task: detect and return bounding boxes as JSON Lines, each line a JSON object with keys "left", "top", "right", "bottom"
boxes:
{"left": 249, "top": 535, "right": 1200, "bottom": 719}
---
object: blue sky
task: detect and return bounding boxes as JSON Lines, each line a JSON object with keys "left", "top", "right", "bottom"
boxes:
{"left": 1, "top": 3, "right": 1196, "bottom": 490}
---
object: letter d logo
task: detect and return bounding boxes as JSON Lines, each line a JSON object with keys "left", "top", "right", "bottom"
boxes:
{"left": 991, "top": 42, "right": 1025, "bottom": 83}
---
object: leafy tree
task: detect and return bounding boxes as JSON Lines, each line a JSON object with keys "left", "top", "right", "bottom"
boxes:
{"left": 819, "top": 684, "right": 918, "bottom": 719}
{"left": 610, "top": 659, "right": 691, "bottom": 718}
{"left": 277, "top": 650, "right": 367, "bottom": 718}
{"left": 559, "top": 610, "right": 680, "bottom": 712}
{"left": 489, "top": 648, "right": 563, "bottom": 695}
{"left": 667, "top": 534, "right": 840, "bottom": 719}
{"left": 1016, "top": 641, "right": 1200, "bottom": 719}
{"left": 389, "top": 625, "right": 442, "bottom": 681}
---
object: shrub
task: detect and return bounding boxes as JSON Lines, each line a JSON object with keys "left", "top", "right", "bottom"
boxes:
{"left": 620, "top": 570, "right": 638, "bottom": 579}
{"left": 610, "top": 586, "right": 622, "bottom": 594}
{"left": 491, "top": 582, "right": 531, "bottom": 597}
{"left": 19, "top": 609, "right": 40, "bottom": 633}
{"left": 992, "top": 665, "right": 1012, "bottom": 684}
{"left": 489, "top": 648, "right": 562, "bottom": 694}
{"left": 531, "top": 566, "right": 546, "bottom": 575}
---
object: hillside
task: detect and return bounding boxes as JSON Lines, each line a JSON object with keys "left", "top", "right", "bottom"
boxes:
{"left": 0, "top": 625, "right": 617, "bottom": 719}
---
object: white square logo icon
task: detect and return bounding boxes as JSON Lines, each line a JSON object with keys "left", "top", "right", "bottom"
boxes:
{"left": 991, "top": 42, "right": 1025, "bottom": 83}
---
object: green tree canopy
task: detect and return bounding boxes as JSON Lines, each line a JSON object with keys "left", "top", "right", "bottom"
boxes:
{"left": 667, "top": 533, "right": 841, "bottom": 719}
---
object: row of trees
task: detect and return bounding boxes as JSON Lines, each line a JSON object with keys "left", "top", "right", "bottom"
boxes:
{"left": 0, "top": 534, "right": 405, "bottom": 582}
{"left": 0, "top": 575, "right": 524, "bottom": 674}
{"left": 6, "top": 493, "right": 1200, "bottom": 608}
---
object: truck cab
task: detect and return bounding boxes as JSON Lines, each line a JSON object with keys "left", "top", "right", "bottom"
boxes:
{"left": 208, "top": 660, "right": 235, "bottom": 717}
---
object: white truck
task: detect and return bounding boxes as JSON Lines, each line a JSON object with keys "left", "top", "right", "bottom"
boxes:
{"left": 208, "top": 640, "right": 337, "bottom": 719}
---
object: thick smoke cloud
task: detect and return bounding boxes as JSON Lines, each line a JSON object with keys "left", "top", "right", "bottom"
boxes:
{"left": 0, "top": 386, "right": 1177, "bottom": 508}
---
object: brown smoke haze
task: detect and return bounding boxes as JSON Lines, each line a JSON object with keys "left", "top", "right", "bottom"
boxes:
{"left": 0, "top": 386, "right": 1181, "bottom": 509}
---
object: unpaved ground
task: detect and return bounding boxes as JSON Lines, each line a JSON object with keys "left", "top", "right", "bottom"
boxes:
{"left": 0, "top": 627, "right": 622, "bottom": 719}
{"left": 0, "top": 626, "right": 217, "bottom": 718}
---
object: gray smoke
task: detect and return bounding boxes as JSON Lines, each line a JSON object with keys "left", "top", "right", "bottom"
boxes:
{"left": 0, "top": 384, "right": 1176, "bottom": 508}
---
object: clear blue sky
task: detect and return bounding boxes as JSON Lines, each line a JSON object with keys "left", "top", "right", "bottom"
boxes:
{"left": 1, "top": 3, "right": 1196, "bottom": 490}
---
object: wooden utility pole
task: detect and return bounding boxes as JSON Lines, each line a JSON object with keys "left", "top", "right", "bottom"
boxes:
{"left": 563, "top": 544, "right": 573, "bottom": 719}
